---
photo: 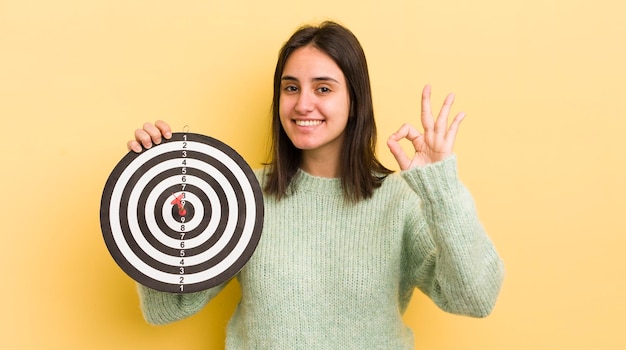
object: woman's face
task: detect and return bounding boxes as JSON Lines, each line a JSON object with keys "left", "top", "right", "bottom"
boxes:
{"left": 279, "top": 45, "right": 351, "bottom": 157}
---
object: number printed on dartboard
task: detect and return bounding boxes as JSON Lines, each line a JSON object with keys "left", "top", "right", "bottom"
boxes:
{"left": 178, "top": 133, "right": 188, "bottom": 292}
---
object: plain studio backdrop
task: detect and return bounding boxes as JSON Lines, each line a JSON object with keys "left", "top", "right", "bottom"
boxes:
{"left": 1, "top": 1, "right": 624, "bottom": 349}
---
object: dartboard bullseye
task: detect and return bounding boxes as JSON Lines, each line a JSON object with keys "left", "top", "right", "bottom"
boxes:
{"left": 100, "top": 132, "right": 264, "bottom": 293}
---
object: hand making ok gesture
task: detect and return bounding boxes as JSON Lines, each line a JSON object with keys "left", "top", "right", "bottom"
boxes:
{"left": 387, "top": 84, "right": 466, "bottom": 170}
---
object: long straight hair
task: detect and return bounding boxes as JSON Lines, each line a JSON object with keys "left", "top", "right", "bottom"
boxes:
{"left": 264, "top": 21, "right": 392, "bottom": 202}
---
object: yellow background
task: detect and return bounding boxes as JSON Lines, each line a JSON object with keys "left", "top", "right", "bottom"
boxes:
{"left": 1, "top": 0, "right": 624, "bottom": 349}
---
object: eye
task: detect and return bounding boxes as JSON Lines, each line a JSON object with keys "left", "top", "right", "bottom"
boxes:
{"left": 316, "top": 86, "right": 331, "bottom": 94}
{"left": 283, "top": 85, "right": 299, "bottom": 93}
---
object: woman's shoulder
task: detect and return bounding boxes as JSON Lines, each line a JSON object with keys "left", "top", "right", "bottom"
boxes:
{"left": 373, "top": 171, "right": 417, "bottom": 199}
{"left": 253, "top": 167, "right": 269, "bottom": 187}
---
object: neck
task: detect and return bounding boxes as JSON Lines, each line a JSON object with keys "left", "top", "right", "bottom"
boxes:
{"left": 300, "top": 149, "right": 341, "bottom": 178}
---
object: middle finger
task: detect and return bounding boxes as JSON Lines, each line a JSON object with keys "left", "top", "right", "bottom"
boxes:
{"left": 434, "top": 93, "right": 455, "bottom": 133}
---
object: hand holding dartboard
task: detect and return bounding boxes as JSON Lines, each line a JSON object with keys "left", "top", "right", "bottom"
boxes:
{"left": 100, "top": 130, "right": 264, "bottom": 293}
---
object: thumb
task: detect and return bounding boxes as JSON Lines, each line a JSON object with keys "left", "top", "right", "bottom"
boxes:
{"left": 387, "top": 137, "right": 410, "bottom": 170}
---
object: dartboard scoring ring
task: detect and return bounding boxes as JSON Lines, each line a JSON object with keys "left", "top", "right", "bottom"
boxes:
{"left": 100, "top": 132, "right": 264, "bottom": 293}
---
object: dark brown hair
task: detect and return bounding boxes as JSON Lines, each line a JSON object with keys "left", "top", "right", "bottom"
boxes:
{"left": 264, "top": 21, "right": 392, "bottom": 201}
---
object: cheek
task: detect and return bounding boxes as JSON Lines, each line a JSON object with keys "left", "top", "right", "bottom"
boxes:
{"left": 331, "top": 90, "right": 351, "bottom": 118}
{"left": 323, "top": 98, "right": 351, "bottom": 123}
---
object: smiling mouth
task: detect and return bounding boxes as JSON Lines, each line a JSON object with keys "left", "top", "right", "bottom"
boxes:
{"left": 295, "top": 120, "right": 323, "bottom": 127}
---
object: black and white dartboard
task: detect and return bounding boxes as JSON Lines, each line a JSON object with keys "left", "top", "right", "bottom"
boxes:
{"left": 100, "top": 132, "right": 264, "bottom": 293}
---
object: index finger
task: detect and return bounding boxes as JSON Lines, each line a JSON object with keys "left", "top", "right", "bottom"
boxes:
{"left": 155, "top": 120, "right": 172, "bottom": 140}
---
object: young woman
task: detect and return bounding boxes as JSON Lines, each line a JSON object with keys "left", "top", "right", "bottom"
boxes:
{"left": 128, "top": 21, "right": 504, "bottom": 349}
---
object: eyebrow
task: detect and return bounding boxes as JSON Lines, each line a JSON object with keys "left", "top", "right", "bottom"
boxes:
{"left": 281, "top": 75, "right": 341, "bottom": 84}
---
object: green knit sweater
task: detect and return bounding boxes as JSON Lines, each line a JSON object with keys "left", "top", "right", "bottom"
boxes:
{"left": 137, "top": 156, "right": 504, "bottom": 349}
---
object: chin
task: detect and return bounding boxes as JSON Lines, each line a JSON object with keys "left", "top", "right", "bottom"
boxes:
{"left": 290, "top": 141, "right": 319, "bottom": 151}
{"left": 286, "top": 135, "right": 317, "bottom": 150}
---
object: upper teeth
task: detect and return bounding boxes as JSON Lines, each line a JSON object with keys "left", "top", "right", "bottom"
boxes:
{"left": 296, "top": 120, "right": 322, "bottom": 126}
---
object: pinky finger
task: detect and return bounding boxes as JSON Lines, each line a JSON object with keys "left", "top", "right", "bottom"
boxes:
{"left": 127, "top": 140, "right": 143, "bottom": 153}
{"left": 445, "top": 112, "right": 466, "bottom": 144}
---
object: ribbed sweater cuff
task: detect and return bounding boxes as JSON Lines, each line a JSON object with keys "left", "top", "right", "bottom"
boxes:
{"left": 400, "top": 155, "right": 462, "bottom": 204}
{"left": 137, "top": 283, "right": 212, "bottom": 325}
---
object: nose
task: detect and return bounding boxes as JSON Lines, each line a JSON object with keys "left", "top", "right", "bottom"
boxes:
{"left": 294, "top": 90, "right": 314, "bottom": 115}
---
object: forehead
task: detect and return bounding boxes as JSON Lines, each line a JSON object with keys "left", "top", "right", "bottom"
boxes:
{"left": 282, "top": 45, "right": 345, "bottom": 81}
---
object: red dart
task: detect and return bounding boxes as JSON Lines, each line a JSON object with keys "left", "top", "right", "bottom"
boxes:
{"left": 171, "top": 193, "right": 184, "bottom": 206}
{"left": 171, "top": 193, "right": 186, "bottom": 216}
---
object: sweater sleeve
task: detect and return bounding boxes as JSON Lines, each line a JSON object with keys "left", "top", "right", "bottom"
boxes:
{"left": 400, "top": 155, "right": 505, "bottom": 318}
{"left": 137, "top": 282, "right": 228, "bottom": 325}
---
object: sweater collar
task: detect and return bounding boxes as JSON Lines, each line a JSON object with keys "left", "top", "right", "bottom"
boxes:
{"left": 289, "top": 169, "right": 343, "bottom": 196}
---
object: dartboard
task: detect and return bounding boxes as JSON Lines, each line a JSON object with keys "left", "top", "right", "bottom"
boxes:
{"left": 100, "top": 132, "right": 264, "bottom": 293}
